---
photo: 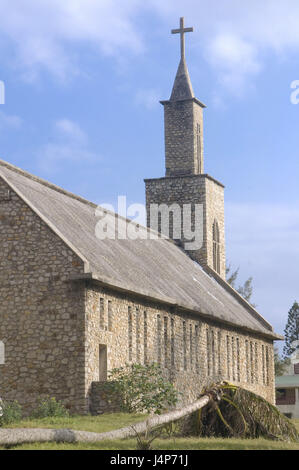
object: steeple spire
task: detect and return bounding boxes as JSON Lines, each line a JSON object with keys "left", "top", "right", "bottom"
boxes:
{"left": 170, "top": 17, "right": 194, "bottom": 101}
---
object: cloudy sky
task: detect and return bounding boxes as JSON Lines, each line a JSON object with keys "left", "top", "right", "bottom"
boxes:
{"left": 0, "top": 0, "right": 299, "bottom": 342}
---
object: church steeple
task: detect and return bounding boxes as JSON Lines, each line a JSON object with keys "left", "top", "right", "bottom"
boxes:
{"left": 160, "top": 17, "right": 206, "bottom": 177}
{"left": 170, "top": 58, "right": 194, "bottom": 101}
{"left": 145, "top": 18, "right": 226, "bottom": 279}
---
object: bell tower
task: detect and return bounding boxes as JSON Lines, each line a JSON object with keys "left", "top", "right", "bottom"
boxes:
{"left": 145, "top": 18, "right": 226, "bottom": 279}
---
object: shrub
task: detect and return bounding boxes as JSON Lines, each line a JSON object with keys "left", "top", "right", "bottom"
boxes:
{"left": 0, "top": 399, "right": 22, "bottom": 426}
{"left": 32, "top": 396, "right": 69, "bottom": 419}
{"left": 108, "top": 363, "right": 180, "bottom": 414}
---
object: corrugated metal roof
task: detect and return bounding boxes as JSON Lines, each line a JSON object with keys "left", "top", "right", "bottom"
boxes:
{"left": 0, "top": 160, "right": 280, "bottom": 339}
{"left": 276, "top": 375, "right": 299, "bottom": 388}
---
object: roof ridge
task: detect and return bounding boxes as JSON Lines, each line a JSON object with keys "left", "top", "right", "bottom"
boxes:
{"left": 0, "top": 158, "right": 167, "bottom": 241}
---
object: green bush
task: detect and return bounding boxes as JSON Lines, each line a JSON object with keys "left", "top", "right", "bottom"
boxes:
{"left": 0, "top": 400, "right": 22, "bottom": 426}
{"left": 108, "top": 363, "right": 180, "bottom": 415}
{"left": 32, "top": 397, "right": 69, "bottom": 419}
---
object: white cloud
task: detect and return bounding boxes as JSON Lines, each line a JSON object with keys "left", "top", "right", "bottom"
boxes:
{"left": 135, "top": 88, "right": 161, "bottom": 110}
{"left": 0, "top": 111, "right": 22, "bottom": 130}
{"left": 0, "top": 1, "right": 299, "bottom": 91}
{"left": 55, "top": 118, "right": 87, "bottom": 144}
{"left": 37, "top": 118, "right": 99, "bottom": 174}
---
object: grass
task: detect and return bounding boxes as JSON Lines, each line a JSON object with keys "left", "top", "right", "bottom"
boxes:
{"left": 4, "top": 412, "right": 147, "bottom": 434}
{"left": 1, "top": 416, "right": 298, "bottom": 451}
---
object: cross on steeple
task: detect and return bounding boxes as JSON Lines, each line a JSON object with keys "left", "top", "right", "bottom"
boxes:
{"left": 171, "top": 17, "right": 193, "bottom": 60}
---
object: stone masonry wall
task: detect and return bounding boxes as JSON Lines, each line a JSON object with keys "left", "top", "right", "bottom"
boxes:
{"left": 163, "top": 100, "right": 204, "bottom": 177}
{"left": 0, "top": 178, "right": 87, "bottom": 415}
{"left": 145, "top": 174, "right": 226, "bottom": 279}
{"left": 86, "top": 282, "right": 275, "bottom": 411}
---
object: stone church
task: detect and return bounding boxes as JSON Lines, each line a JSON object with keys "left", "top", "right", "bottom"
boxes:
{"left": 0, "top": 19, "right": 281, "bottom": 414}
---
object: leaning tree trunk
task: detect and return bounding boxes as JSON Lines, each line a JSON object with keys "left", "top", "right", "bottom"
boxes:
{"left": 0, "top": 395, "right": 211, "bottom": 446}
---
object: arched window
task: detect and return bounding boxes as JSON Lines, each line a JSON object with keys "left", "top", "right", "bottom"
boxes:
{"left": 213, "top": 220, "right": 220, "bottom": 274}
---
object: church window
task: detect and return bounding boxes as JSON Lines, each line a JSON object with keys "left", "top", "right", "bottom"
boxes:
{"left": 171, "top": 317, "right": 175, "bottom": 367}
{"left": 144, "top": 311, "right": 148, "bottom": 364}
{"left": 218, "top": 331, "right": 222, "bottom": 376}
{"left": 236, "top": 338, "right": 240, "bottom": 382}
{"left": 0, "top": 341, "right": 4, "bottom": 365}
{"left": 245, "top": 340, "right": 250, "bottom": 382}
{"left": 250, "top": 341, "right": 254, "bottom": 384}
{"left": 262, "top": 345, "right": 266, "bottom": 385}
{"left": 195, "top": 324, "right": 200, "bottom": 374}
{"left": 136, "top": 308, "right": 140, "bottom": 363}
{"left": 231, "top": 336, "right": 236, "bottom": 381}
{"left": 255, "top": 343, "right": 258, "bottom": 383}
{"left": 157, "top": 315, "right": 162, "bottom": 365}
{"left": 190, "top": 324, "right": 193, "bottom": 369}
{"left": 196, "top": 124, "right": 201, "bottom": 173}
{"left": 226, "top": 335, "right": 231, "bottom": 380}
{"left": 164, "top": 317, "right": 168, "bottom": 367}
{"left": 108, "top": 300, "right": 113, "bottom": 332}
{"left": 211, "top": 329, "right": 216, "bottom": 376}
{"left": 213, "top": 220, "right": 221, "bottom": 274}
{"left": 99, "top": 298, "right": 105, "bottom": 330}
{"left": 128, "top": 307, "right": 133, "bottom": 362}
{"left": 265, "top": 346, "right": 269, "bottom": 386}
{"left": 183, "top": 321, "right": 187, "bottom": 371}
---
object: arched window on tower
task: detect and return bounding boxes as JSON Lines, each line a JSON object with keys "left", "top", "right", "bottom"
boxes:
{"left": 213, "top": 220, "right": 220, "bottom": 274}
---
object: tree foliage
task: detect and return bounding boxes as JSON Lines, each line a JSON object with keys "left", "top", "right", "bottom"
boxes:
{"left": 226, "top": 265, "right": 256, "bottom": 307}
{"left": 108, "top": 363, "right": 180, "bottom": 415}
{"left": 274, "top": 347, "right": 290, "bottom": 376}
{"left": 283, "top": 301, "right": 299, "bottom": 358}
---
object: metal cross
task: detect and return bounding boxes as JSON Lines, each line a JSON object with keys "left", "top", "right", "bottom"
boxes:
{"left": 171, "top": 17, "right": 194, "bottom": 60}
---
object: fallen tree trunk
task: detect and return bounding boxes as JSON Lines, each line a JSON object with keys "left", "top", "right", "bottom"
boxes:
{"left": 0, "top": 395, "right": 210, "bottom": 446}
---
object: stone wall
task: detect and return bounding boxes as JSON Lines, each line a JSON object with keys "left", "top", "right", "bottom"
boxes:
{"left": 86, "top": 282, "right": 275, "bottom": 410}
{"left": 145, "top": 174, "right": 226, "bottom": 279}
{"left": 163, "top": 99, "right": 204, "bottom": 177}
{"left": 0, "top": 177, "right": 87, "bottom": 415}
{"left": 89, "top": 382, "right": 122, "bottom": 415}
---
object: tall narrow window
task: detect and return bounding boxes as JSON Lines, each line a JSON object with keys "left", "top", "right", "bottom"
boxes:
{"left": 164, "top": 317, "right": 168, "bottom": 368}
{"left": 262, "top": 345, "right": 265, "bottom": 385}
{"left": 213, "top": 220, "right": 221, "bottom": 274}
{"left": 171, "top": 318, "right": 175, "bottom": 367}
{"left": 246, "top": 340, "right": 250, "bottom": 383}
{"left": 218, "top": 331, "right": 222, "bottom": 376}
{"left": 183, "top": 321, "right": 187, "bottom": 371}
{"left": 144, "top": 311, "right": 148, "bottom": 364}
{"left": 195, "top": 324, "right": 199, "bottom": 374}
{"left": 128, "top": 307, "right": 133, "bottom": 362}
{"left": 108, "top": 300, "right": 113, "bottom": 332}
{"left": 207, "top": 328, "right": 211, "bottom": 376}
{"left": 231, "top": 336, "right": 236, "bottom": 381}
{"left": 99, "top": 298, "right": 105, "bottom": 330}
{"left": 196, "top": 123, "right": 201, "bottom": 173}
{"left": 265, "top": 346, "right": 269, "bottom": 386}
{"left": 190, "top": 324, "right": 193, "bottom": 369}
{"left": 136, "top": 308, "right": 140, "bottom": 363}
{"left": 157, "top": 315, "right": 162, "bottom": 365}
{"left": 226, "top": 335, "right": 231, "bottom": 380}
{"left": 236, "top": 338, "right": 240, "bottom": 382}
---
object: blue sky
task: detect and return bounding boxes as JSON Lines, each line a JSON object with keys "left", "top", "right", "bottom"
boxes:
{"left": 0, "top": 0, "right": 299, "bottom": 343}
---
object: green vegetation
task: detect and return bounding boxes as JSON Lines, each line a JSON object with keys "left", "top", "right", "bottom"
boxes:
{"left": 0, "top": 400, "right": 22, "bottom": 427}
{"left": 283, "top": 301, "right": 299, "bottom": 357}
{"left": 108, "top": 363, "right": 179, "bottom": 414}
{"left": 32, "top": 397, "right": 69, "bottom": 419}
{"left": 1, "top": 415, "right": 298, "bottom": 451}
